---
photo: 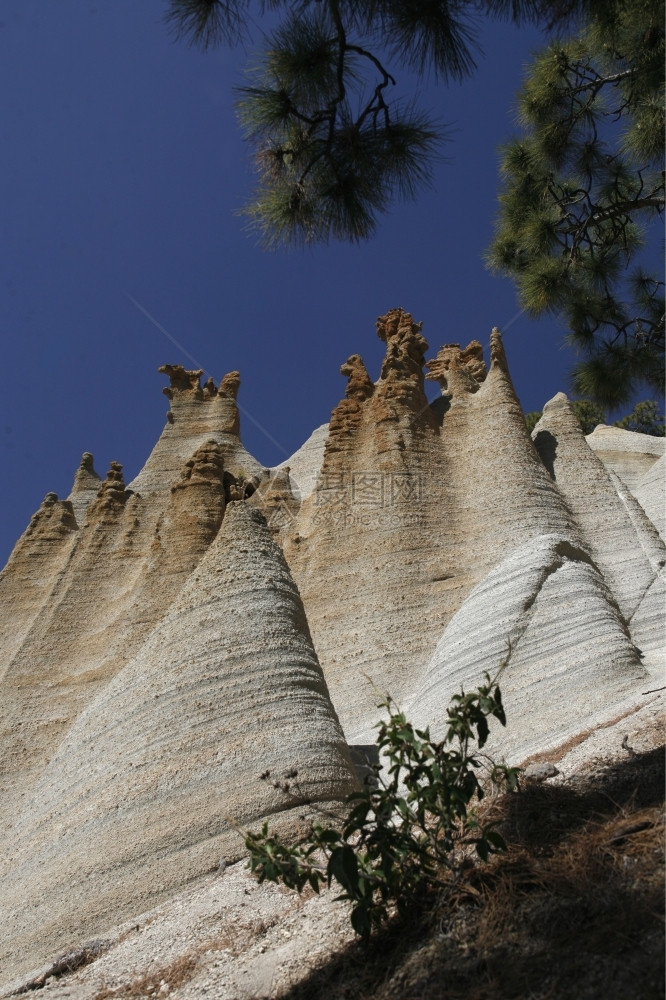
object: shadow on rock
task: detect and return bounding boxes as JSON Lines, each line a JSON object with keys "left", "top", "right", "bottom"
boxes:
{"left": 276, "top": 746, "right": 665, "bottom": 1000}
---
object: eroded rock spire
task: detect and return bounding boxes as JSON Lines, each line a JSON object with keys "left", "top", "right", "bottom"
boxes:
{"left": 341, "top": 355, "right": 374, "bottom": 401}
{"left": 376, "top": 308, "right": 428, "bottom": 381}
{"left": 426, "top": 340, "right": 487, "bottom": 396}
{"left": 219, "top": 371, "right": 240, "bottom": 400}
{"left": 70, "top": 452, "right": 101, "bottom": 492}
{"left": 95, "top": 461, "right": 129, "bottom": 514}
{"left": 0, "top": 503, "right": 357, "bottom": 980}
{"left": 67, "top": 452, "right": 103, "bottom": 527}
{"left": 172, "top": 439, "right": 226, "bottom": 493}
{"left": 159, "top": 364, "right": 204, "bottom": 398}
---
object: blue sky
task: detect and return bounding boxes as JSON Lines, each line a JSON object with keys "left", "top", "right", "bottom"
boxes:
{"left": 0, "top": 2, "right": 645, "bottom": 566}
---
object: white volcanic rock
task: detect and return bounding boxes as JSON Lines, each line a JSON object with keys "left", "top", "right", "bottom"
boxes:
{"left": 0, "top": 368, "right": 264, "bottom": 839}
{"left": 0, "top": 502, "right": 356, "bottom": 985}
{"left": 634, "top": 454, "right": 666, "bottom": 541}
{"left": 599, "top": 468, "right": 666, "bottom": 674}
{"left": 409, "top": 534, "right": 647, "bottom": 762}
{"left": 532, "top": 393, "right": 665, "bottom": 622}
{"left": 586, "top": 424, "right": 664, "bottom": 493}
{"left": 0, "top": 314, "right": 664, "bottom": 989}
{"left": 282, "top": 317, "right": 579, "bottom": 741}
{"left": 0, "top": 446, "right": 229, "bottom": 836}
{"left": 0, "top": 493, "right": 78, "bottom": 682}
{"left": 628, "top": 568, "right": 666, "bottom": 677}
{"left": 280, "top": 423, "right": 329, "bottom": 501}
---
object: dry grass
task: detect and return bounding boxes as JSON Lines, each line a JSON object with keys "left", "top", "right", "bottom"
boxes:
{"left": 199, "top": 916, "right": 272, "bottom": 958}
{"left": 91, "top": 916, "right": 274, "bottom": 998}
{"left": 93, "top": 954, "right": 197, "bottom": 998}
{"left": 277, "top": 744, "right": 665, "bottom": 1000}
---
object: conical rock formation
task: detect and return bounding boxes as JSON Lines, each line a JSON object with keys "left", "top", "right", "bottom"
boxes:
{"left": 0, "top": 502, "right": 356, "bottom": 984}
{"left": 281, "top": 319, "right": 579, "bottom": 741}
{"left": 129, "top": 366, "right": 262, "bottom": 504}
{"left": 585, "top": 424, "right": 664, "bottom": 493}
{"left": 410, "top": 534, "right": 647, "bottom": 761}
{"left": 634, "top": 454, "right": 666, "bottom": 542}
{"left": 532, "top": 393, "right": 663, "bottom": 622}
{"left": 0, "top": 373, "right": 266, "bottom": 838}
{"left": 0, "top": 493, "right": 78, "bottom": 682}
{"left": 279, "top": 423, "right": 329, "bottom": 502}
{"left": 0, "top": 314, "right": 663, "bottom": 991}
{"left": 66, "top": 451, "right": 102, "bottom": 525}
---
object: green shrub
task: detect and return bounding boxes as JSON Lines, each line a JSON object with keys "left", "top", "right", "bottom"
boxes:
{"left": 244, "top": 672, "right": 519, "bottom": 940}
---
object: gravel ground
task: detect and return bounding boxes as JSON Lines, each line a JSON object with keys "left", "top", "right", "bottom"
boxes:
{"left": 2, "top": 692, "right": 663, "bottom": 1000}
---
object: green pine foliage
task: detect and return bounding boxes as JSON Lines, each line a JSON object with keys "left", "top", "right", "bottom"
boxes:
{"left": 524, "top": 410, "right": 543, "bottom": 434}
{"left": 570, "top": 398, "right": 607, "bottom": 434}
{"left": 243, "top": 672, "right": 519, "bottom": 941}
{"left": 164, "top": 0, "right": 565, "bottom": 246}
{"left": 236, "top": 6, "right": 440, "bottom": 247}
{"left": 614, "top": 399, "right": 665, "bottom": 435}
{"left": 164, "top": 0, "right": 248, "bottom": 48}
{"left": 524, "top": 397, "right": 665, "bottom": 435}
{"left": 487, "top": 0, "right": 665, "bottom": 408}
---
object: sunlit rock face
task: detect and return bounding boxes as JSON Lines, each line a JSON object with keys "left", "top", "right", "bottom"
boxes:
{"left": 585, "top": 424, "right": 665, "bottom": 543}
{"left": 0, "top": 377, "right": 249, "bottom": 837}
{"left": 585, "top": 423, "right": 665, "bottom": 495}
{"left": 0, "top": 318, "right": 663, "bottom": 987}
{"left": 274, "top": 313, "right": 661, "bottom": 746}
{"left": 0, "top": 503, "right": 355, "bottom": 981}
{"left": 280, "top": 314, "right": 580, "bottom": 740}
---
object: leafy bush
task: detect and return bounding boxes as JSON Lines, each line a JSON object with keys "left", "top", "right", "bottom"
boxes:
{"left": 244, "top": 672, "right": 519, "bottom": 940}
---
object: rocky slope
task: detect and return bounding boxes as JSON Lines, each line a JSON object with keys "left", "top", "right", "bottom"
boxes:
{"left": 0, "top": 309, "right": 663, "bottom": 988}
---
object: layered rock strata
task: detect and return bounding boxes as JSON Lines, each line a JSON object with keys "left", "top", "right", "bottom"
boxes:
{"left": 66, "top": 451, "right": 102, "bottom": 525}
{"left": 410, "top": 534, "right": 647, "bottom": 760}
{"left": 585, "top": 424, "right": 664, "bottom": 493}
{"left": 634, "top": 455, "right": 666, "bottom": 541}
{"left": 279, "top": 423, "right": 329, "bottom": 502}
{"left": 0, "top": 370, "right": 263, "bottom": 837}
{"left": 129, "top": 365, "right": 262, "bottom": 503}
{"left": 0, "top": 314, "right": 663, "bottom": 988}
{"left": 0, "top": 503, "right": 355, "bottom": 984}
{"left": 532, "top": 394, "right": 663, "bottom": 624}
{"left": 281, "top": 313, "right": 581, "bottom": 740}
{"left": 0, "top": 493, "right": 78, "bottom": 681}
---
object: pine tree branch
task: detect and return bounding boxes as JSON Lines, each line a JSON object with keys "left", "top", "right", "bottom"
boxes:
{"left": 587, "top": 193, "right": 665, "bottom": 225}
{"left": 568, "top": 66, "right": 636, "bottom": 94}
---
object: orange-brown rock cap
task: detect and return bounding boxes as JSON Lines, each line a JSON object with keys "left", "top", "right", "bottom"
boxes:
{"left": 159, "top": 365, "right": 204, "bottom": 400}
{"left": 425, "top": 341, "right": 487, "bottom": 395}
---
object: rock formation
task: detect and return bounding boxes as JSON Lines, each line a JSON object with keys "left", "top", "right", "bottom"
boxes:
{"left": 280, "top": 318, "right": 583, "bottom": 741}
{"left": 0, "top": 503, "right": 355, "bottom": 979}
{"left": 0, "top": 313, "right": 663, "bottom": 988}
{"left": 585, "top": 423, "right": 665, "bottom": 493}
{"left": 66, "top": 451, "right": 102, "bottom": 525}
{"left": 410, "top": 534, "right": 646, "bottom": 760}
{"left": 633, "top": 455, "right": 666, "bottom": 542}
{"left": 0, "top": 493, "right": 78, "bottom": 682}
{"left": 278, "top": 423, "right": 328, "bottom": 501}
{"left": 129, "top": 366, "right": 259, "bottom": 502}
